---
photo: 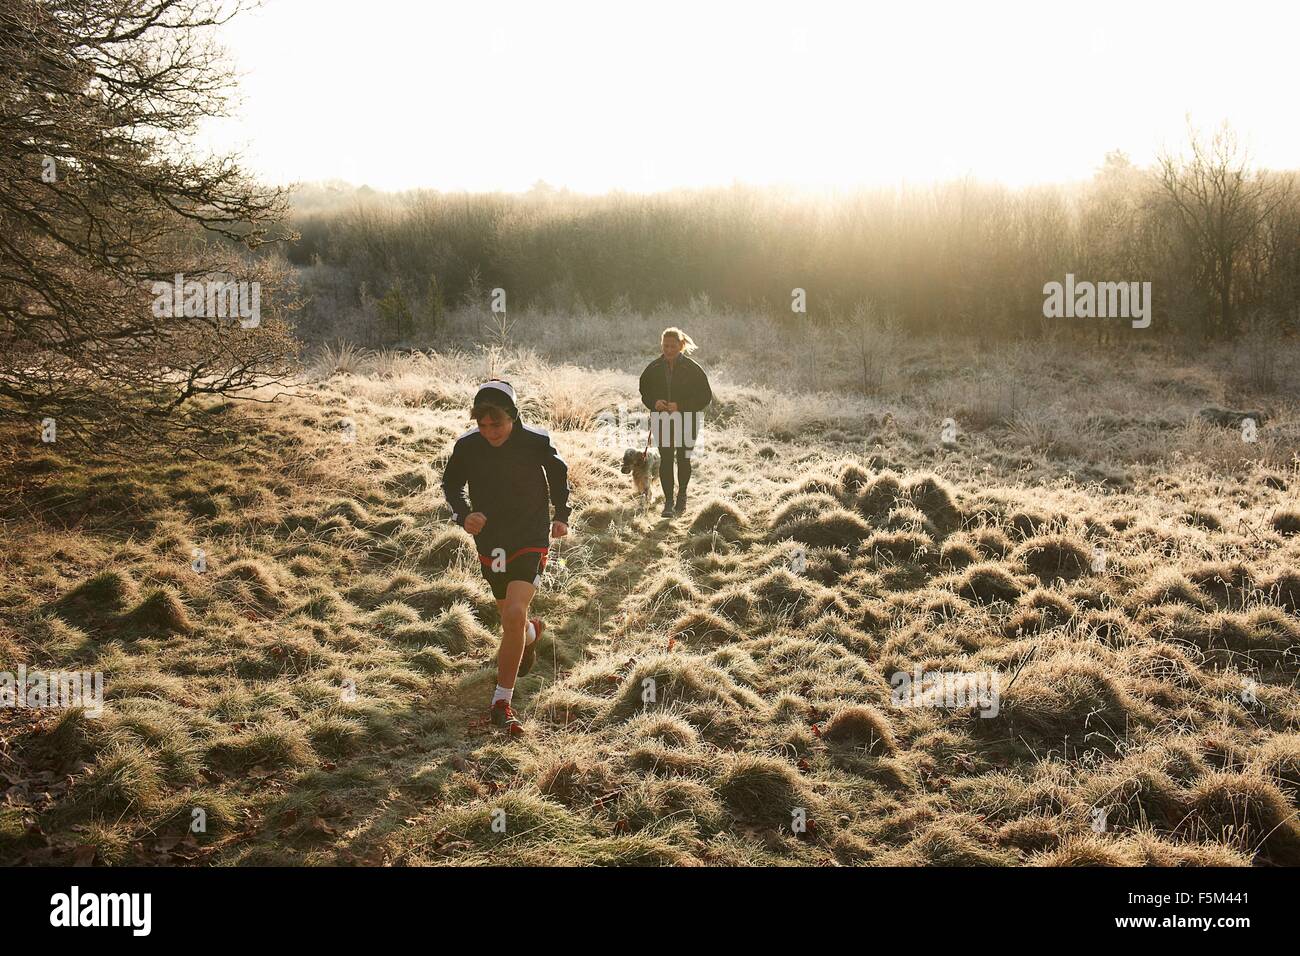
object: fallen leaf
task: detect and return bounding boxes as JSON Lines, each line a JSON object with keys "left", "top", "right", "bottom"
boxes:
{"left": 307, "top": 817, "right": 337, "bottom": 838}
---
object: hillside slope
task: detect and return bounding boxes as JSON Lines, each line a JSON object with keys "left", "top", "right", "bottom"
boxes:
{"left": 2, "top": 347, "right": 1299, "bottom": 866}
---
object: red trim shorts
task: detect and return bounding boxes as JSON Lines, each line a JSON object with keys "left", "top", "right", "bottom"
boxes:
{"left": 479, "top": 546, "right": 548, "bottom": 600}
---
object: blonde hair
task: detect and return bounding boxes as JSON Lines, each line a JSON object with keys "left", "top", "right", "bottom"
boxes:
{"left": 661, "top": 326, "right": 698, "bottom": 354}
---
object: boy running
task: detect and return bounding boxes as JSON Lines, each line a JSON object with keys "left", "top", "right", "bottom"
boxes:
{"left": 440, "top": 380, "right": 571, "bottom": 736}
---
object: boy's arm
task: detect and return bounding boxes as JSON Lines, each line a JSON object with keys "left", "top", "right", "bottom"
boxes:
{"left": 441, "top": 444, "right": 472, "bottom": 527}
{"left": 539, "top": 433, "right": 572, "bottom": 525}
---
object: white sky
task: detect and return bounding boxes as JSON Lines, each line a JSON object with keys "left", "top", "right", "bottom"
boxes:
{"left": 197, "top": 0, "right": 1300, "bottom": 194}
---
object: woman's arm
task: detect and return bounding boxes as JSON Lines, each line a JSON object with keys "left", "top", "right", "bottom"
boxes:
{"left": 681, "top": 360, "right": 712, "bottom": 412}
{"left": 638, "top": 363, "right": 658, "bottom": 411}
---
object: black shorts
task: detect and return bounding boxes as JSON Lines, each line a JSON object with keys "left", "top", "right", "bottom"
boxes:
{"left": 478, "top": 547, "right": 548, "bottom": 601}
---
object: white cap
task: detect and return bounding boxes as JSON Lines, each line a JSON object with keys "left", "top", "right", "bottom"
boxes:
{"left": 476, "top": 380, "right": 516, "bottom": 404}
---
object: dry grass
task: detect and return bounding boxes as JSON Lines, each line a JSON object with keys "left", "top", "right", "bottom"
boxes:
{"left": 2, "top": 335, "right": 1299, "bottom": 866}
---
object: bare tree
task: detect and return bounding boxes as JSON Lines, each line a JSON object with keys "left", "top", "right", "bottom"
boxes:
{"left": 1156, "top": 122, "right": 1291, "bottom": 339}
{"left": 0, "top": 0, "right": 299, "bottom": 451}
{"left": 840, "top": 299, "right": 897, "bottom": 395}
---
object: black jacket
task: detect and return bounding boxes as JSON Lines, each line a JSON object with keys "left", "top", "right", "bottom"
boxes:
{"left": 441, "top": 420, "right": 572, "bottom": 557}
{"left": 639, "top": 354, "right": 713, "bottom": 413}
{"left": 639, "top": 354, "right": 712, "bottom": 450}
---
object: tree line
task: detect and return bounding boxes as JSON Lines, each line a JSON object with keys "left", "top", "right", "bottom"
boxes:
{"left": 288, "top": 132, "right": 1299, "bottom": 347}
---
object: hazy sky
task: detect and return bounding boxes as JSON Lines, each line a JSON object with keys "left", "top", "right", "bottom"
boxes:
{"left": 198, "top": 0, "right": 1300, "bottom": 194}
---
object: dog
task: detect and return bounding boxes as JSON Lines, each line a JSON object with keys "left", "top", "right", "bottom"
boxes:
{"left": 1197, "top": 406, "right": 1268, "bottom": 429}
{"left": 620, "top": 446, "right": 660, "bottom": 508}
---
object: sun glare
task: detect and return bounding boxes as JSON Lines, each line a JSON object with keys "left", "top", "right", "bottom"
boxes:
{"left": 195, "top": 0, "right": 1300, "bottom": 193}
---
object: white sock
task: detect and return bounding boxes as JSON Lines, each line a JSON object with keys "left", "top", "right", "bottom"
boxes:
{"left": 525, "top": 620, "right": 537, "bottom": 645}
{"left": 492, "top": 684, "right": 514, "bottom": 706}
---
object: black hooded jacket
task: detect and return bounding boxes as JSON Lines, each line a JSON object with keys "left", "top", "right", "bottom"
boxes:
{"left": 639, "top": 354, "right": 713, "bottom": 448}
{"left": 639, "top": 354, "right": 712, "bottom": 413}
{"left": 441, "top": 420, "right": 572, "bottom": 558}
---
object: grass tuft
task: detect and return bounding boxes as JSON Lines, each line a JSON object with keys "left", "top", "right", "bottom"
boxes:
{"left": 118, "top": 587, "right": 194, "bottom": 635}
{"left": 955, "top": 562, "right": 1026, "bottom": 605}
{"left": 1014, "top": 534, "right": 1092, "bottom": 582}
{"left": 822, "top": 705, "right": 897, "bottom": 754}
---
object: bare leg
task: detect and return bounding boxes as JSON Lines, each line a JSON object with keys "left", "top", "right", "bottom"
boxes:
{"left": 495, "top": 579, "right": 536, "bottom": 689}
